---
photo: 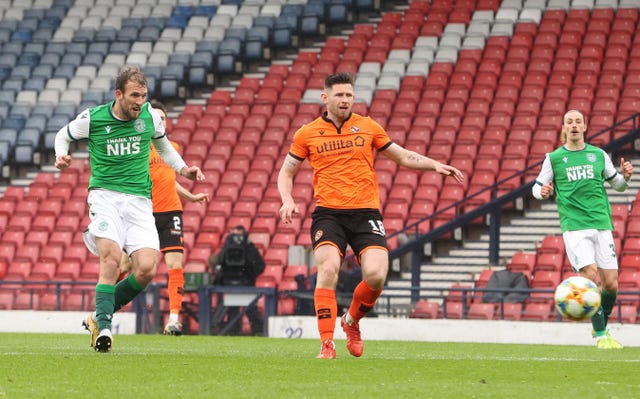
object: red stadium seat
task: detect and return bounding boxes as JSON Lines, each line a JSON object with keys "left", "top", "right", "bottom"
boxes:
{"left": 409, "top": 300, "right": 439, "bottom": 319}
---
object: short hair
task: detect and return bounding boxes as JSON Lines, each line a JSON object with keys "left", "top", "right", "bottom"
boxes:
{"left": 324, "top": 72, "right": 355, "bottom": 89}
{"left": 150, "top": 99, "right": 166, "bottom": 114}
{"left": 115, "top": 65, "right": 147, "bottom": 93}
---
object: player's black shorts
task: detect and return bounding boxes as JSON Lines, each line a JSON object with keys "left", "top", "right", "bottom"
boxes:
{"left": 154, "top": 211, "right": 184, "bottom": 253}
{"left": 310, "top": 206, "right": 388, "bottom": 258}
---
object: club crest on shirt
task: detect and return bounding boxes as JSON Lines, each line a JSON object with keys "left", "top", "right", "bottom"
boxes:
{"left": 134, "top": 119, "right": 146, "bottom": 132}
{"left": 98, "top": 221, "right": 109, "bottom": 232}
{"left": 314, "top": 229, "right": 323, "bottom": 242}
{"left": 562, "top": 157, "right": 568, "bottom": 163}
{"left": 587, "top": 153, "right": 596, "bottom": 162}
{"left": 350, "top": 126, "right": 360, "bottom": 133}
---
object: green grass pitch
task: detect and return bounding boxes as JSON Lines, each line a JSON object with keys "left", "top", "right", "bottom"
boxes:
{"left": 1, "top": 333, "right": 639, "bottom": 398}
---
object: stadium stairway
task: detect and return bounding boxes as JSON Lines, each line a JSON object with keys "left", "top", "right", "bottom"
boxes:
{"left": 383, "top": 158, "right": 640, "bottom": 312}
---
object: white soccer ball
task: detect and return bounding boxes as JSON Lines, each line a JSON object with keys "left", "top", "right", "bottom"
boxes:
{"left": 554, "top": 276, "right": 601, "bottom": 321}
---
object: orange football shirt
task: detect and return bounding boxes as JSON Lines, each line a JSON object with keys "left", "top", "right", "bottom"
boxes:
{"left": 288, "top": 113, "right": 392, "bottom": 210}
{"left": 149, "top": 141, "right": 182, "bottom": 213}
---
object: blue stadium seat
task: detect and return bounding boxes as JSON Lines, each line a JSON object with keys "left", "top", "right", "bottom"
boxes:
{"left": 67, "top": 43, "right": 88, "bottom": 56}
{"left": 0, "top": 140, "right": 9, "bottom": 164}
{"left": 355, "top": 0, "right": 374, "bottom": 12}
{"left": 73, "top": 29, "right": 96, "bottom": 43}
{"left": 40, "top": 16, "right": 62, "bottom": 30}
{"left": 53, "top": 103, "right": 77, "bottom": 119}
{"left": 60, "top": 53, "right": 82, "bottom": 68}
{"left": 167, "top": 15, "right": 189, "bottom": 30}
{"left": 282, "top": 4, "right": 305, "bottom": 17}
{"left": 174, "top": 5, "right": 194, "bottom": 16}
{"left": 187, "top": 67, "right": 208, "bottom": 87}
{"left": 147, "top": 76, "right": 157, "bottom": 99}
{"left": 17, "top": 53, "right": 40, "bottom": 68}
{"left": 161, "top": 64, "right": 185, "bottom": 81}
{"left": 9, "top": 104, "right": 31, "bottom": 119}
{"left": 17, "top": 128, "right": 41, "bottom": 149}
{"left": 328, "top": 3, "right": 349, "bottom": 24}
{"left": 304, "top": 1, "right": 327, "bottom": 20}
{"left": 0, "top": 53, "right": 18, "bottom": 68}
{"left": 109, "top": 41, "right": 131, "bottom": 55}
{"left": 13, "top": 143, "right": 34, "bottom": 165}
{"left": 138, "top": 26, "right": 161, "bottom": 42}
{"left": 0, "top": 29, "right": 11, "bottom": 45}
{"left": 272, "top": 25, "right": 292, "bottom": 48}
{"left": 194, "top": 5, "right": 217, "bottom": 19}
{"left": 31, "top": 104, "right": 54, "bottom": 119}
{"left": 190, "top": 52, "right": 214, "bottom": 69}
{"left": 10, "top": 65, "right": 32, "bottom": 80}
{"left": 276, "top": 14, "right": 299, "bottom": 31}
{"left": 219, "top": 38, "right": 242, "bottom": 57}
{"left": 216, "top": 51, "right": 237, "bottom": 74}
{"left": 47, "top": 114, "right": 71, "bottom": 132}
{"left": 11, "top": 29, "right": 32, "bottom": 43}
{"left": 2, "top": 117, "right": 25, "bottom": 131}
{"left": 45, "top": 42, "right": 66, "bottom": 56}
{"left": 144, "top": 65, "right": 162, "bottom": 99}
{"left": 83, "top": 53, "right": 105, "bottom": 68}
{"left": 247, "top": 25, "right": 270, "bottom": 45}
{"left": 2, "top": 79, "right": 23, "bottom": 92}
{"left": 169, "top": 53, "right": 191, "bottom": 68}
{"left": 24, "top": 43, "right": 46, "bottom": 56}
{"left": 143, "top": 17, "right": 166, "bottom": 30}
{"left": 32, "top": 64, "right": 54, "bottom": 79}
{"left": 244, "top": 39, "right": 264, "bottom": 61}
{"left": 122, "top": 18, "right": 144, "bottom": 30}
{"left": 195, "top": 41, "right": 220, "bottom": 56}
{"left": 225, "top": 27, "right": 247, "bottom": 42}
{"left": 0, "top": 20, "right": 18, "bottom": 31}
{"left": 43, "top": 131, "right": 57, "bottom": 151}
{"left": 254, "top": 16, "right": 276, "bottom": 29}
{"left": 24, "top": 8, "right": 46, "bottom": 19}
{"left": 301, "top": 14, "right": 320, "bottom": 36}
{"left": 82, "top": 90, "right": 104, "bottom": 104}
{"left": 25, "top": 115, "right": 47, "bottom": 133}
{"left": 45, "top": 6, "right": 67, "bottom": 21}
{"left": 18, "top": 17, "right": 40, "bottom": 32}
{"left": 0, "top": 104, "right": 8, "bottom": 120}
{"left": 95, "top": 28, "right": 117, "bottom": 42}
{"left": 2, "top": 42, "right": 24, "bottom": 56}
{"left": 0, "top": 89, "right": 16, "bottom": 106}
{"left": 53, "top": 65, "right": 76, "bottom": 81}
{"left": 117, "top": 27, "right": 139, "bottom": 43}
{"left": 159, "top": 79, "right": 178, "bottom": 99}
{"left": 0, "top": 128, "right": 17, "bottom": 148}
{"left": 39, "top": 53, "right": 60, "bottom": 68}
{"left": 23, "top": 77, "right": 46, "bottom": 91}
{"left": 33, "top": 28, "right": 56, "bottom": 43}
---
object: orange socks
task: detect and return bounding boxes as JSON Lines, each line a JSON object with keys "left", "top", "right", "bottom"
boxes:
{"left": 314, "top": 288, "right": 337, "bottom": 342}
{"left": 167, "top": 268, "right": 184, "bottom": 317}
{"left": 348, "top": 281, "right": 382, "bottom": 322}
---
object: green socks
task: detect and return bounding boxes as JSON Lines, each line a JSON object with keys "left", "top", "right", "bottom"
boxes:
{"left": 591, "top": 290, "right": 618, "bottom": 334}
{"left": 601, "top": 290, "right": 617, "bottom": 327}
{"left": 113, "top": 273, "right": 145, "bottom": 312}
{"left": 95, "top": 284, "right": 115, "bottom": 331}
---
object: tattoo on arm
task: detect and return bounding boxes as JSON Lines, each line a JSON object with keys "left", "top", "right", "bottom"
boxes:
{"left": 284, "top": 157, "right": 299, "bottom": 169}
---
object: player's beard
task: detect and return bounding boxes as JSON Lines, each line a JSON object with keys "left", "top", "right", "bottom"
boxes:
{"left": 124, "top": 105, "right": 141, "bottom": 120}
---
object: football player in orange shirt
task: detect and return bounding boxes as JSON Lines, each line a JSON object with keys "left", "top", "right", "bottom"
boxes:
{"left": 277, "top": 72, "right": 464, "bottom": 358}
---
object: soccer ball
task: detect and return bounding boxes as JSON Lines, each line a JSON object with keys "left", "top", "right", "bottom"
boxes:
{"left": 554, "top": 276, "right": 601, "bottom": 321}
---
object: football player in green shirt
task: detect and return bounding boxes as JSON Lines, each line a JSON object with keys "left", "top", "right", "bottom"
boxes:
{"left": 533, "top": 109, "right": 633, "bottom": 349}
{"left": 54, "top": 65, "right": 204, "bottom": 352}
